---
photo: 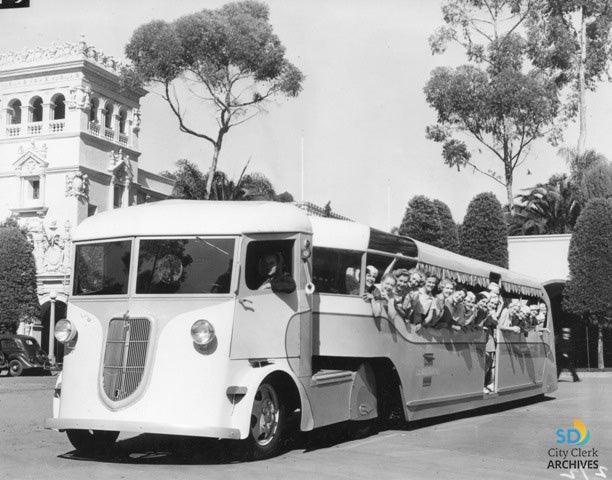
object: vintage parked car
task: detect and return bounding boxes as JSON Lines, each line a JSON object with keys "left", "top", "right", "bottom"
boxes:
{"left": 0, "top": 334, "right": 51, "bottom": 377}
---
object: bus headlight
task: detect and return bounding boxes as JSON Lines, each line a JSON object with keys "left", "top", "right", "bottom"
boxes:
{"left": 191, "top": 319, "right": 215, "bottom": 346}
{"left": 54, "top": 319, "right": 77, "bottom": 343}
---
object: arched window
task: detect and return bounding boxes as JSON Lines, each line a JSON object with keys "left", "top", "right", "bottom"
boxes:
{"left": 30, "top": 96, "right": 43, "bottom": 123}
{"left": 89, "top": 97, "right": 99, "bottom": 123}
{"left": 7, "top": 99, "right": 22, "bottom": 125}
{"left": 118, "top": 108, "right": 128, "bottom": 134}
{"left": 51, "top": 94, "right": 66, "bottom": 120}
{"left": 104, "top": 102, "right": 114, "bottom": 129}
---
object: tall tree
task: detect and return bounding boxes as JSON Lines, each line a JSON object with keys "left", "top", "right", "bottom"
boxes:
{"left": 563, "top": 198, "right": 612, "bottom": 368}
{"left": 433, "top": 199, "right": 460, "bottom": 252}
{"left": 460, "top": 192, "right": 509, "bottom": 268}
{"left": 0, "top": 225, "right": 41, "bottom": 334}
{"left": 527, "top": 1, "right": 612, "bottom": 154}
{"left": 399, "top": 196, "right": 444, "bottom": 247}
{"left": 123, "top": 1, "right": 304, "bottom": 199}
{"left": 426, "top": 0, "right": 561, "bottom": 212}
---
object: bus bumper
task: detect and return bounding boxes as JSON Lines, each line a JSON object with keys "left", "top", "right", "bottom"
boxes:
{"left": 44, "top": 417, "right": 241, "bottom": 440}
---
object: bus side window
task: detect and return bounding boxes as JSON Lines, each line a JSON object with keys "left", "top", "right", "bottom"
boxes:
{"left": 365, "top": 252, "right": 416, "bottom": 284}
{"left": 245, "top": 240, "right": 295, "bottom": 291}
{"left": 312, "top": 247, "right": 362, "bottom": 295}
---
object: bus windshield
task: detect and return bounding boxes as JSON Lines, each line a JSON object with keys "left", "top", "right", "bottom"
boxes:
{"left": 73, "top": 240, "right": 132, "bottom": 295}
{"left": 136, "top": 238, "right": 235, "bottom": 294}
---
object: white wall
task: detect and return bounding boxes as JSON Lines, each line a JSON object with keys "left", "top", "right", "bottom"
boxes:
{"left": 508, "top": 234, "right": 571, "bottom": 284}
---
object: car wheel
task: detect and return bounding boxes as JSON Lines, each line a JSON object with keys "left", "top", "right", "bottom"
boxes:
{"left": 247, "top": 381, "right": 285, "bottom": 460}
{"left": 66, "top": 429, "right": 119, "bottom": 454}
{"left": 8, "top": 359, "right": 23, "bottom": 377}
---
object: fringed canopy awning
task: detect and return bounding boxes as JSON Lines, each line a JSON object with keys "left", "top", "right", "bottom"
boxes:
{"left": 413, "top": 240, "right": 544, "bottom": 299}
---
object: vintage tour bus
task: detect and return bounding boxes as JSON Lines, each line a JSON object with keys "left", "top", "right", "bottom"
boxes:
{"left": 45, "top": 200, "right": 557, "bottom": 458}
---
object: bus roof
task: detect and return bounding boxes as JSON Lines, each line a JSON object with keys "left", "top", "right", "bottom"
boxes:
{"left": 72, "top": 200, "right": 312, "bottom": 240}
{"left": 74, "top": 200, "right": 543, "bottom": 297}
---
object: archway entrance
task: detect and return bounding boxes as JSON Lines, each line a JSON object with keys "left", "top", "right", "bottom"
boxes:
{"left": 40, "top": 300, "right": 67, "bottom": 364}
{"left": 544, "top": 281, "right": 602, "bottom": 369}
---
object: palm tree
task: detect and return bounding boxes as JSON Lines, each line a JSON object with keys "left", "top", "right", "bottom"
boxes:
{"left": 510, "top": 174, "right": 579, "bottom": 235}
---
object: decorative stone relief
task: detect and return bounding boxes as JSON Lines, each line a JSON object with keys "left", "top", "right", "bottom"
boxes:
{"left": 132, "top": 108, "right": 141, "bottom": 133}
{"left": 13, "top": 141, "right": 49, "bottom": 176}
{"left": 65, "top": 171, "right": 89, "bottom": 201}
{"left": 108, "top": 149, "right": 134, "bottom": 181}
{"left": 0, "top": 36, "right": 124, "bottom": 74}
{"left": 68, "top": 86, "right": 91, "bottom": 110}
{"left": 26, "top": 218, "right": 71, "bottom": 274}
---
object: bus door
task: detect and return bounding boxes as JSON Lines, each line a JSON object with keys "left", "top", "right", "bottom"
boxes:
{"left": 496, "top": 328, "right": 548, "bottom": 393}
{"left": 230, "top": 234, "right": 313, "bottom": 377}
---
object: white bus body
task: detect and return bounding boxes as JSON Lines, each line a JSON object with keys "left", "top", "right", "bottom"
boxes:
{"left": 45, "top": 200, "right": 557, "bottom": 458}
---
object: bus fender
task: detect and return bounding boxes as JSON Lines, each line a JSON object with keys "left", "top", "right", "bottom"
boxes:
{"left": 230, "top": 364, "right": 314, "bottom": 439}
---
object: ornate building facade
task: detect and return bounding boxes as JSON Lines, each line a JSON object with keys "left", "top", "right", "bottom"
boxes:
{"left": 0, "top": 38, "right": 174, "bottom": 362}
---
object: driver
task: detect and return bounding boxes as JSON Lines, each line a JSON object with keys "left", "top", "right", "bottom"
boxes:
{"left": 257, "top": 253, "right": 296, "bottom": 293}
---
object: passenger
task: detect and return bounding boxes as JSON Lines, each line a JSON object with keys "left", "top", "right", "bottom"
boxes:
{"left": 407, "top": 268, "right": 424, "bottom": 293}
{"left": 360, "top": 265, "right": 382, "bottom": 301}
{"left": 414, "top": 275, "right": 439, "bottom": 330}
{"left": 473, "top": 291, "right": 490, "bottom": 329}
{"left": 370, "top": 273, "right": 399, "bottom": 319}
{"left": 257, "top": 253, "right": 296, "bottom": 293}
{"left": 460, "top": 291, "right": 479, "bottom": 329}
{"left": 487, "top": 282, "right": 504, "bottom": 315}
{"left": 483, "top": 294, "right": 499, "bottom": 393}
{"left": 431, "top": 278, "right": 455, "bottom": 328}
{"left": 446, "top": 289, "right": 468, "bottom": 331}
{"left": 498, "top": 300, "right": 523, "bottom": 334}
{"left": 536, "top": 302, "right": 550, "bottom": 333}
{"left": 391, "top": 269, "right": 413, "bottom": 321}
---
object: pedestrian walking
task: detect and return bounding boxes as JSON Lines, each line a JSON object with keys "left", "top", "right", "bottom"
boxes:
{"left": 557, "top": 327, "right": 580, "bottom": 382}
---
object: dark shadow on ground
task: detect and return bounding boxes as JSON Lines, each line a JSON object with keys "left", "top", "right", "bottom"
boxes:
{"left": 57, "top": 395, "right": 555, "bottom": 464}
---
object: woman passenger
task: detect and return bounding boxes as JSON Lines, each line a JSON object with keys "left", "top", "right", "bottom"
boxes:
{"left": 414, "top": 275, "right": 439, "bottom": 330}
{"left": 431, "top": 278, "right": 455, "bottom": 328}
{"left": 460, "top": 291, "right": 479, "bottom": 329}
{"left": 360, "top": 265, "right": 380, "bottom": 300}
{"left": 370, "top": 273, "right": 399, "bottom": 319}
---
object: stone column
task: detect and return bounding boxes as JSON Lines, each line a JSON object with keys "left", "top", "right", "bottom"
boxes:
{"left": 48, "top": 291, "right": 57, "bottom": 364}
{"left": 122, "top": 178, "right": 131, "bottom": 207}
{"left": 107, "top": 175, "right": 116, "bottom": 210}
{"left": 42, "top": 102, "right": 52, "bottom": 134}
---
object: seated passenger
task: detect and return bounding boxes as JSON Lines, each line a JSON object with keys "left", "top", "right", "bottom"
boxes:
{"left": 446, "top": 289, "right": 468, "bottom": 331}
{"left": 391, "top": 269, "right": 412, "bottom": 321}
{"left": 458, "top": 291, "right": 479, "bottom": 329}
{"left": 360, "top": 265, "right": 383, "bottom": 301}
{"left": 431, "top": 278, "right": 455, "bottom": 328}
{"left": 473, "top": 291, "right": 490, "bottom": 329}
{"left": 536, "top": 302, "right": 550, "bottom": 332}
{"left": 370, "top": 273, "right": 399, "bottom": 319}
{"left": 407, "top": 268, "right": 424, "bottom": 293}
{"left": 257, "top": 253, "right": 296, "bottom": 293}
{"left": 498, "top": 300, "right": 523, "bottom": 334}
{"left": 487, "top": 282, "right": 504, "bottom": 315}
{"left": 413, "top": 275, "right": 439, "bottom": 330}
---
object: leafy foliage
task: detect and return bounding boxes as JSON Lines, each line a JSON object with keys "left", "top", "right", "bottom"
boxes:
{"left": 459, "top": 192, "right": 509, "bottom": 268}
{"left": 433, "top": 199, "right": 460, "bottom": 252}
{"left": 511, "top": 173, "right": 579, "bottom": 234}
{"left": 399, "top": 196, "right": 444, "bottom": 247}
{"left": 123, "top": 1, "right": 304, "bottom": 199}
{"left": 162, "top": 159, "right": 289, "bottom": 201}
{"left": 563, "top": 198, "right": 612, "bottom": 330}
{"left": 426, "top": 0, "right": 562, "bottom": 211}
{"left": 0, "top": 226, "right": 41, "bottom": 333}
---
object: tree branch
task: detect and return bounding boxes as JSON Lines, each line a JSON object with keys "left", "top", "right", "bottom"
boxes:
{"left": 164, "top": 81, "right": 217, "bottom": 145}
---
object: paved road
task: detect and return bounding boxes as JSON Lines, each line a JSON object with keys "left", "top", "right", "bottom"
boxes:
{"left": 1, "top": 371, "right": 611, "bottom": 480}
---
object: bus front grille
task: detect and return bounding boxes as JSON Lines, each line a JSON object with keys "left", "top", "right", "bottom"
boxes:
{"left": 102, "top": 317, "right": 151, "bottom": 402}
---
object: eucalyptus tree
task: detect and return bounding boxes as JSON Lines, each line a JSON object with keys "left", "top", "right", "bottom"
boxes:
{"left": 426, "top": 0, "right": 561, "bottom": 213}
{"left": 123, "top": 1, "right": 303, "bottom": 199}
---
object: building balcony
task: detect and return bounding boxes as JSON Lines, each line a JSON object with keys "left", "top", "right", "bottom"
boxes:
{"left": 2, "top": 119, "right": 131, "bottom": 148}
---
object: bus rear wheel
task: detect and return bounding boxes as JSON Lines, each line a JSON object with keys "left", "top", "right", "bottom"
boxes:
{"left": 66, "top": 429, "right": 119, "bottom": 454}
{"left": 247, "top": 382, "right": 285, "bottom": 460}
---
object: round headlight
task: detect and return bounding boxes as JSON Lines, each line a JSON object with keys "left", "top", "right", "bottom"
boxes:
{"left": 191, "top": 319, "right": 215, "bottom": 346}
{"left": 54, "top": 319, "right": 76, "bottom": 343}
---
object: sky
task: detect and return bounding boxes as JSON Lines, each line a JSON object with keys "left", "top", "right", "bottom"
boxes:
{"left": 2, "top": 0, "right": 612, "bottom": 230}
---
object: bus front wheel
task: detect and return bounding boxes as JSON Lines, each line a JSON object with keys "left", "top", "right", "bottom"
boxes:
{"left": 66, "top": 429, "right": 119, "bottom": 455}
{"left": 247, "top": 381, "right": 285, "bottom": 460}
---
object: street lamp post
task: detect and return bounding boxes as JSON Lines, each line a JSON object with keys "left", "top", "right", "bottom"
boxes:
{"left": 48, "top": 291, "right": 57, "bottom": 365}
